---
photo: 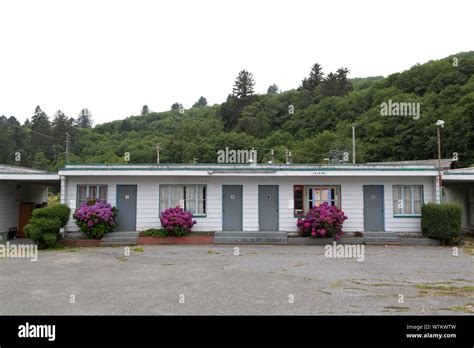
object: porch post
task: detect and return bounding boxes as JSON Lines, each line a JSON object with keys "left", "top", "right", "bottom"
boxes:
{"left": 60, "top": 176, "right": 67, "bottom": 235}
{"left": 435, "top": 177, "right": 441, "bottom": 204}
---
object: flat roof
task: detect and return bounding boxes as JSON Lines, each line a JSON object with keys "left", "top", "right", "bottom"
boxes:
{"left": 61, "top": 163, "right": 439, "bottom": 170}
{"left": 58, "top": 163, "right": 440, "bottom": 177}
{"left": 0, "top": 164, "right": 50, "bottom": 174}
{"left": 0, "top": 164, "right": 59, "bottom": 182}
{"left": 443, "top": 167, "right": 474, "bottom": 182}
{"left": 0, "top": 173, "right": 60, "bottom": 182}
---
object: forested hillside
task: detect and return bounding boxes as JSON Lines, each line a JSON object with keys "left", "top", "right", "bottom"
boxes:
{"left": 1, "top": 51, "right": 473, "bottom": 170}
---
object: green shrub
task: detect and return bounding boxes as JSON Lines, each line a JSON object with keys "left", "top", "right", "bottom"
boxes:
{"left": 142, "top": 229, "right": 168, "bottom": 238}
{"left": 421, "top": 203, "right": 462, "bottom": 243}
{"left": 24, "top": 217, "right": 62, "bottom": 249}
{"left": 32, "top": 204, "right": 71, "bottom": 228}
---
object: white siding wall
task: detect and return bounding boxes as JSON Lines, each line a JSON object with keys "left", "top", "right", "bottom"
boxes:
{"left": 64, "top": 175, "right": 435, "bottom": 233}
{"left": 0, "top": 182, "right": 48, "bottom": 233}
{"left": 279, "top": 176, "right": 434, "bottom": 233}
{"left": 445, "top": 183, "right": 469, "bottom": 228}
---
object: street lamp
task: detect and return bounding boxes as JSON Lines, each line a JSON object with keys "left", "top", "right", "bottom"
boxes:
{"left": 436, "top": 120, "right": 445, "bottom": 203}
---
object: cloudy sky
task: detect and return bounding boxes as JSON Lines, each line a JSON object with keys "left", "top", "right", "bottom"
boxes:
{"left": 0, "top": 0, "right": 472, "bottom": 124}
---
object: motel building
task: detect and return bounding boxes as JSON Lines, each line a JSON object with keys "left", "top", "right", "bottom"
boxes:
{"left": 1, "top": 161, "right": 473, "bottom": 244}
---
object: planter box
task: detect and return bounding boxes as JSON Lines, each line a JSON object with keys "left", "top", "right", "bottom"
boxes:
{"left": 138, "top": 235, "right": 214, "bottom": 245}
{"left": 61, "top": 239, "right": 102, "bottom": 247}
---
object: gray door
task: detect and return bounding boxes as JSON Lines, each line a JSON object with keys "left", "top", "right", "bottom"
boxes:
{"left": 116, "top": 185, "right": 137, "bottom": 231}
{"left": 363, "top": 185, "right": 384, "bottom": 231}
{"left": 259, "top": 185, "right": 279, "bottom": 231}
{"left": 222, "top": 185, "right": 243, "bottom": 231}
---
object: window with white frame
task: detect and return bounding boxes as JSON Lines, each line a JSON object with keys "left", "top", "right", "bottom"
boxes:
{"left": 293, "top": 185, "right": 341, "bottom": 216}
{"left": 159, "top": 185, "right": 206, "bottom": 215}
{"left": 77, "top": 185, "right": 108, "bottom": 206}
{"left": 393, "top": 185, "right": 423, "bottom": 216}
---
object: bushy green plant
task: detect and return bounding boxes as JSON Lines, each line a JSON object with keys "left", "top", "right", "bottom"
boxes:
{"left": 31, "top": 204, "right": 71, "bottom": 228}
{"left": 421, "top": 203, "right": 462, "bottom": 243}
{"left": 24, "top": 217, "right": 62, "bottom": 249}
{"left": 142, "top": 229, "right": 168, "bottom": 238}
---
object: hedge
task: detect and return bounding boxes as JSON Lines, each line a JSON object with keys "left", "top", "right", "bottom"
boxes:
{"left": 24, "top": 204, "right": 71, "bottom": 249}
{"left": 31, "top": 204, "right": 71, "bottom": 228}
{"left": 421, "top": 203, "right": 462, "bottom": 242}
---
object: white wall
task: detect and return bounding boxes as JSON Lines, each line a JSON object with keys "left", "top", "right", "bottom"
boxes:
{"left": 445, "top": 183, "right": 470, "bottom": 228}
{"left": 0, "top": 182, "right": 48, "bottom": 233}
{"left": 63, "top": 175, "right": 435, "bottom": 233}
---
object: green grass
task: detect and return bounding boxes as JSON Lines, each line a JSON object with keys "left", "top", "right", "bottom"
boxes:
{"left": 462, "top": 236, "right": 474, "bottom": 255}
{"left": 207, "top": 250, "right": 221, "bottom": 254}
{"left": 133, "top": 246, "right": 144, "bottom": 253}
{"left": 415, "top": 284, "right": 474, "bottom": 297}
{"left": 439, "top": 304, "right": 474, "bottom": 313}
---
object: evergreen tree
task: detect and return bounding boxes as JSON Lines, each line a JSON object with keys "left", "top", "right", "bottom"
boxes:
{"left": 232, "top": 70, "right": 255, "bottom": 99}
{"left": 32, "top": 151, "right": 50, "bottom": 170}
{"left": 193, "top": 96, "right": 208, "bottom": 107}
{"left": 299, "top": 63, "right": 324, "bottom": 91}
{"left": 320, "top": 68, "right": 352, "bottom": 97}
{"left": 267, "top": 84, "right": 279, "bottom": 94}
{"left": 52, "top": 110, "right": 75, "bottom": 160}
{"left": 171, "top": 102, "right": 183, "bottom": 110}
{"left": 30, "top": 106, "right": 52, "bottom": 157}
{"left": 77, "top": 108, "right": 93, "bottom": 128}
{"left": 141, "top": 105, "right": 150, "bottom": 116}
{"left": 335, "top": 67, "right": 353, "bottom": 95}
{"left": 0, "top": 116, "right": 16, "bottom": 164}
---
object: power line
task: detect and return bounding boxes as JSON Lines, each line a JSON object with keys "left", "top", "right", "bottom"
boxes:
{"left": 0, "top": 117, "right": 65, "bottom": 143}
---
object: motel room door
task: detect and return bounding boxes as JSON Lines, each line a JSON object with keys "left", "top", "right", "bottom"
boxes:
{"left": 258, "top": 185, "right": 279, "bottom": 231}
{"left": 363, "top": 185, "right": 385, "bottom": 231}
{"left": 222, "top": 185, "right": 243, "bottom": 231}
{"left": 116, "top": 185, "right": 137, "bottom": 231}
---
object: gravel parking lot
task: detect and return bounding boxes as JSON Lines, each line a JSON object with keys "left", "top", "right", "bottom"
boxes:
{"left": 0, "top": 244, "right": 473, "bottom": 315}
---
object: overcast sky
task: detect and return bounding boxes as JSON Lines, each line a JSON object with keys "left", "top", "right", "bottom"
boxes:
{"left": 0, "top": 0, "right": 472, "bottom": 125}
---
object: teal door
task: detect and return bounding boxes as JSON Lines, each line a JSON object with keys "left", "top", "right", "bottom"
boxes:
{"left": 222, "top": 185, "right": 243, "bottom": 231}
{"left": 363, "top": 185, "right": 384, "bottom": 231}
{"left": 259, "top": 185, "right": 279, "bottom": 231}
{"left": 116, "top": 185, "right": 137, "bottom": 231}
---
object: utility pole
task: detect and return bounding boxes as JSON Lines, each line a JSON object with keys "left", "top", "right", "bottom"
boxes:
{"left": 268, "top": 149, "right": 274, "bottom": 164}
{"left": 65, "top": 133, "right": 70, "bottom": 164}
{"left": 436, "top": 120, "right": 445, "bottom": 203}
{"left": 156, "top": 143, "right": 160, "bottom": 164}
{"left": 352, "top": 124, "right": 356, "bottom": 164}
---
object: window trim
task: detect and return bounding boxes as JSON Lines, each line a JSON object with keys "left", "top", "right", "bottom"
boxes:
{"left": 159, "top": 184, "right": 207, "bottom": 217}
{"left": 293, "top": 184, "right": 341, "bottom": 217}
{"left": 393, "top": 185, "right": 423, "bottom": 217}
{"left": 76, "top": 184, "right": 108, "bottom": 207}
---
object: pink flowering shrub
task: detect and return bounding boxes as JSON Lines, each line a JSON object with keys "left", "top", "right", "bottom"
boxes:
{"left": 73, "top": 199, "right": 118, "bottom": 239}
{"left": 297, "top": 202, "right": 348, "bottom": 240}
{"left": 160, "top": 207, "right": 196, "bottom": 237}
